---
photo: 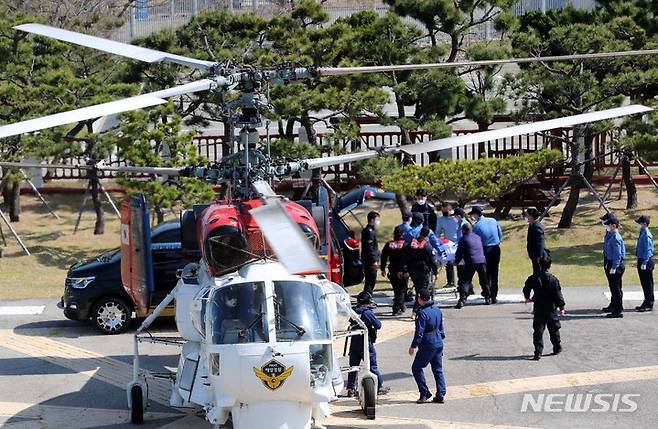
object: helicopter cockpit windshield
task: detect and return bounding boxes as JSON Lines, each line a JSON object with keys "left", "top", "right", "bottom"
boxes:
{"left": 273, "top": 281, "right": 330, "bottom": 342}
{"left": 210, "top": 282, "right": 268, "bottom": 344}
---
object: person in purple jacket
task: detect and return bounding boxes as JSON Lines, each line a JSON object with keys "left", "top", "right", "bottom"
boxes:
{"left": 454, "top": 223, "right": 491, "bottom": 308}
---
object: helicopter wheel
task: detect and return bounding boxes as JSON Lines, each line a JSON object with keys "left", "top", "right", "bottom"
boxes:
{"left": 130, "top": 384, "right": 144, "bottom": 424}
{"left": 361, "top": 378, "right": 376, "bottom": 420}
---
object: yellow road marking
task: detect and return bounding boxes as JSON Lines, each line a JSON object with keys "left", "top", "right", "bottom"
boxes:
{"left": 373, "top": 364, "right": 658, "bottom": 404}
{"left": 0, "top": 329, "right": 172, "bottom": 405}
{"left": 326, "top": 414, "right": 539, "bottom": 429}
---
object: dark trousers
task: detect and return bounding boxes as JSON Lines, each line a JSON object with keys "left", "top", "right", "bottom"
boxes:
{"left": 605, "top": 262, "right": 625, "bottom": 314}
{"left": 458, "top": 263, "right": 490, "bottom": 300}
{"left": 347, "top": 342, "right": 383, "bottom": 390}
{"left": 445, "top": 262, "right": 455, "bottom": 286}
{"left": 363, "top": 264, "right": 377, "bottom": 294}
{"left": 389, "top": 273, "right": 408, "bottom": 313}
{"left": 410, "top": 270, "right": 432, "bottom": 310}
{"left": 531, "top": 258, "right": 540, "bottom": 276}
{"left": 637, "top": 259, "right": 655, "bottom": 306}
{"left": 533, "top": 311, "right": 561, "bottom": 354}
{"left": 412, "top": 346, "right": 446, "bottom": 398}
{"left": 484, "top": 245, "right": 501, "bottom": 299}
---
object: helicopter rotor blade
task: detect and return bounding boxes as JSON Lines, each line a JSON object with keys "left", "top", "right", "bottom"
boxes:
{"left": 0, "top": 161, "right": 182, "bottom": 176}
{"left": 400, "top": 104, "right": 653, "bottom": 156}
{"left": 317, "top": 49, "right": 658, "bottom": 76}
{"left": 0, "top": 79, "right": 215, "bottom": 139}
{"left": 249, "top": 201, "right": 326, "bottom": 275}
{"left": 15, "top": 23, "right": 215, "bottom": 70}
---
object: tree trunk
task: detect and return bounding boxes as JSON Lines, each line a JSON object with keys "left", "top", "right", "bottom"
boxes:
{"left": 447, "top": 34, "right": 459, "bottom": 62}
{"left": 395, "top": 193, "right": 409, "bottom": 215}
{"left": 558, "top": 142, "right": 582, "bottom": 228}
{"left": 583, "top": 134, "right": 594, "bottom": 183}
{"left": 90, "top": 168, "right": 105, "bottom": 235}
{"left": 622, "top": 155, "right": 637, "bottom": 209}
{"left": 285, "top": 119, "right": 295, "bottom": 140}
{"left": 300, "top": 114, "right": 317, "bottom": 146}
{"left": 155, "top": 205, "right": 165, "bottom": 224}
{"left": 9, "top": 180, "right": 20, "bottom": 222}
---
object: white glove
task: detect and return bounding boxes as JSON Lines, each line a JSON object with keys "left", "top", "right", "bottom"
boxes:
{"left": 609, "top": 268, "right": 616, "bottom": 274}
{"left": 641, "top": 263, "right": 647, "bottom": 270}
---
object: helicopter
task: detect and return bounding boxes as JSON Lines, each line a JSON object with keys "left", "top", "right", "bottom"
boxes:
{"left": 0, "top": 22, "right": 656, "bottom": 429}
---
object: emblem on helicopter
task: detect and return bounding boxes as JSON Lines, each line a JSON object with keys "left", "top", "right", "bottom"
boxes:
{"left": 253, "top": 359, "right": 294, "bottom": 390}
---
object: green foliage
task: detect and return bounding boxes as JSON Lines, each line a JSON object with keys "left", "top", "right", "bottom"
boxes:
{"left": 382, "top": 150, "right": 562, "bottom": 201}
{"left": 355, "top": 156, "right": 401, "bottom": 182}
{"left": 101, "top": 103, "right": 214, "bottom": 220}
{"left": 268, "top": 138, "right": 320, "bottom": 159}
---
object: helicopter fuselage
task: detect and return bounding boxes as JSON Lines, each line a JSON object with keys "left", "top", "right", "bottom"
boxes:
{"left": 171, "top": 260, "right": 354, "bottom": 429}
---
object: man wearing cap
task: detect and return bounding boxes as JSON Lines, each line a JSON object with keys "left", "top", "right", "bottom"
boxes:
{"left": 470, "top": 206, "right": 503, "bottom": 303}
{"left": 412, "top": 189, "right": 438, "bottom": 232}
{"left": 525, "top": 208, "right": 546, "bottom": 275}
{"left": 409, "top": 288, "right": 446, "bottom": 404}
{"left": 436, "top": 202, "right": 458, "bottom": 288}
{"left": 635, "top": 215, "right": 654, "bottom": 312}
{"left": 345, "top": 291, "right": 390, "bottom": 397}
{"left": 602, "top": 216, "right": 626, "bottom": 318}
{"left": 454, "top": 223, "right": 491, "bottom": 308}
{"left": 361, "top": 211, "right": 381, "bottom": 295}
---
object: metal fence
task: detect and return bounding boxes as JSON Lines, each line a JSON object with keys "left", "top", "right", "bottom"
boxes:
{"left": 112, "top": 0, "right": 598, "bottom": 42}
{"left": 47, "top": 126, "right": 617, "bottom": 180}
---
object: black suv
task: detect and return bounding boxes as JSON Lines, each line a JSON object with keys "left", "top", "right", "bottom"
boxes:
{"left": 60, "top": 221, "right": 199, "bottom": 334}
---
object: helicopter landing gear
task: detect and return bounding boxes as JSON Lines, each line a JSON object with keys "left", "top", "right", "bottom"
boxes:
{"left": 360, "top": 377, "right": 376, "bottom": 419}
{"left": 128, "top": 381, "right": 147, "bottom": 424}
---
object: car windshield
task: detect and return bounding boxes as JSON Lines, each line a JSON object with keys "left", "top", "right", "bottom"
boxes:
{"left": 274, "top": 281, "right": 330, "bottom": 342}
{"left": 210, "top": 282, "right": 268, "bottom": 345}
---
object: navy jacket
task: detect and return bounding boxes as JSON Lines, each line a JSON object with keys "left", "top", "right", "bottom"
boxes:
{"left": 411, "top": 302, "right": 444, "bottom": 349}
{"left": 361, "top": 224, "right": 380, "bottom": 264}
{"left": 381, "top": 239, "right": 406, "bottom": 274}
{"left": 527, "top": 221, "right": 546, "bottom": 260}
{"left": 402, "top": 237, "right": 438, "bottom": 275}
{"left": 349, "top": 304, "right": 381, "bottom": 356}
{"left": 411, "top": 202, "right": 438, "bottom": 232}
{"left": 523, "top": 271, "right": 566, "bottom": 314}
{"left": 455, "top": 231, "right": 486, "bottom": 265}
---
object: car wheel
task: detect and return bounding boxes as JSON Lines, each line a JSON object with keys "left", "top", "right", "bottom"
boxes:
{"left": 91, "top": 297, "right": 131, "bottom": 334}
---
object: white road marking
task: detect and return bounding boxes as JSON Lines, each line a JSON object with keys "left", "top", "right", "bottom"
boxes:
{"left": 604, "top": 290, "right": 657, "bottom": 301}
{"left": 0, "top": 306, "right": 45, "bottom": 316}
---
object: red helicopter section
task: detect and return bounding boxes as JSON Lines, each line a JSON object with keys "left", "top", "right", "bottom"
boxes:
{"left": 196, "top": 199, "right": 322, "bottom": 277}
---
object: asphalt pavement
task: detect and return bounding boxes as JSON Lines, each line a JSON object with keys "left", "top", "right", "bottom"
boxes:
{"left": 1, "top": 285, "right": 657, "bottom": 429}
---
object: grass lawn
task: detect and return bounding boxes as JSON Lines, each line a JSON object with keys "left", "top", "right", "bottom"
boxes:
{"left": 1, "top": 182, "right": 658, "bottom": 301}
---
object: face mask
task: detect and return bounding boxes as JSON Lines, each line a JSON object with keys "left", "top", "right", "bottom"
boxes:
{"left": 375, "top": 219, "right": 381, "bottom": 226}
{"left": 605, "top": 225, "right": 611, "bottom": 232}
{"left": 417, "top": 198, "right": 427, "bottom": 205}
{"left": 636, "top": 223, "right": 642, "bottom": 231}
{"left": 523, "top": 216, "right": 529, "bottom": 223}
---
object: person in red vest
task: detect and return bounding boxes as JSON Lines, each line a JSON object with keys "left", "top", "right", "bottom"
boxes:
{"left": 381, "top": 226, "right": 408, "bottom": 316}
{"left": 402, "top": 226, "right": 438, "bottom": 313}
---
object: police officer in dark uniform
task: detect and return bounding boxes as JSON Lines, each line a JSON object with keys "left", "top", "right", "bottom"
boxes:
{"left": 525, "top": 208, "right": 546, "bottom": 275}
{"left": 361, "top": 211, "right": 381, "bottom": 294}
{"left": 345, "top": 291, "right": 390, "bottom": 396}
{"left": 381, "top": 226, "right": 408, "bottom": 315}
{"left": 402, "top": 226, "right": 438, "bottom": 311}
{"left": 411, "top": 189, "right": 438, "bottom": 232}
{"left": 523, "top": 254, "right": 565, "bottom": 360}
{"left": 409, "top": 288, "right": 446, "bottom": 404}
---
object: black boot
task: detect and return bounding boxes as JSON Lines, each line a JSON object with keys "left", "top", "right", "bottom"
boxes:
{"left": 533, "top": 351, "right": 541, "bottom": 360}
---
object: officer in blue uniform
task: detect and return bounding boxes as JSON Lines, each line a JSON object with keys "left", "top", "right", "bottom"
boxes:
{"left": 409, "top": 288, "right": 446, "bottom": 404}
{"left": 635, "top": 215, "right": 654, "bottom": 312}
{"left": 602, "top": 216, "right": 626, "bottom": 318}
{"left": 345, "top": 291, "right": 390, "bottom": 396}
{"left": 397, "top": 210, "right": 413, "bottom": 235}
{"left": 470, "top": 206, "right": 503, "bottom": 303}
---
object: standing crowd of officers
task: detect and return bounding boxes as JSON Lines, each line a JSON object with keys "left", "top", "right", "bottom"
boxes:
{"left": 349, "top": 188, "right": 655, "bottom": 402}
